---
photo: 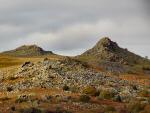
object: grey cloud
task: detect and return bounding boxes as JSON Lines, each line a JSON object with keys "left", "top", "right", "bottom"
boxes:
{"left": 0, "top": 0, "right": 149, "bottom": 57}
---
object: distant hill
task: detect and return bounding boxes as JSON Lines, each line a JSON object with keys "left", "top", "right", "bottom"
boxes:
{"left": 1, "top": 45, "right": 53, "bottom": 57}
{"left": 79, "top": 37, "right": 144, "bottom": 65}
{"left": 78, "top": 37, "right": 150, "bottom": 73}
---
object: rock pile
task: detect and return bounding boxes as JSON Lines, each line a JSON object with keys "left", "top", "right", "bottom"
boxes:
{"left": 0, "top": 57, "right": 148, "bottom": 103}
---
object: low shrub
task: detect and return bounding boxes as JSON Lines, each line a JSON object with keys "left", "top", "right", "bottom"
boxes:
{"left": 63, "top": 85, "right": 70, "bottom": 91}
{"left": 55, "top": 107, "right": 72, "bottom": 113}
{"left": 70, "top": 86, "right": 79, "bottom": 93}
{"left": 94, "top": 90, "right": 100, "bottom": 97}
{"left": 6, "top": 86, "right": 13, "bottom": 92}
{"left": 99, "top": 90, "right": 115, "bottom": 99}
{"left": 0, "top": 97, "right": 10, "bottom": 101}
{"left": 82, "top": 86, "right": 97, "bottom": 96}
{"left": 11, "top": 106, "right": 16, "bottom": 111}
{"left": 132, "top": 85, "right": 138, "bottom": 90}
{"left": 142, "top": 66, "right": 150, "bottom": 71}
{"left": 15, "top": 95, "right": 31, "bottom": 103}
{"left": 113, "top": 95, "right": 122, "bottom": 102}
{"left": 104, "top": 106, "right": 116, "bottom": 112}
{"left": 139, "top": 89, "right": 149, "bottom": 97}
{"left": 127, "top": 70, "right": 137, "bottom": 74}
{"left": 19, "top": 107, "right": 42, "bottom": 113}
{"left": 8, "top": 76, "right": 18, "bottom": 80}
{"left": 41, "top": 94, "right": 52, "bottom": 102}
{"left": 79, "top": 95, "right": 91, "bottom": 103}
{"left": 127, "top": 101, "right": 146, "bottom": 113}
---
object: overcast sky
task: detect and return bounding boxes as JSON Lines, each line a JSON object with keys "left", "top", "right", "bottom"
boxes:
{"left": 0, "top": 0, "right": 149, "bottom": 57}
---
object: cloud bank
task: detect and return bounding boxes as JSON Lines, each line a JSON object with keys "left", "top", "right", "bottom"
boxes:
{"left": 0, "top": 0, "right": 149, "bottom": 57}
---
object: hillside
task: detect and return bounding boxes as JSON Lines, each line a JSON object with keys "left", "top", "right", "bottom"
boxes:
{"left": 0, "top": 38, "right": 150, "bottom": 113}
{"left": 78, "top": 37, "right": 150, "bottom": 74}
{"left": 0, "top": 57, "right": 150, "bottom": 113}
{"left": 1, "top": 45, "right": 53, "bottom": 57}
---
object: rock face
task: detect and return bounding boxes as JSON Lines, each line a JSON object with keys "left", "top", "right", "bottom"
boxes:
{"left": 1, "top": 45, "right": 53, "bottom": 57}
{"left": 0, "top": 57, "right": 146, "bottom": 102}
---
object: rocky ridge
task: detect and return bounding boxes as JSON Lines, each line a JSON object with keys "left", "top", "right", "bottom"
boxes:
{"left": 0, "top": 57, "right": 148, "bottom": 103}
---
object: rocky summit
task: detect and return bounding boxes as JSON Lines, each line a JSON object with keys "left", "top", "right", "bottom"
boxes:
{"left": 1, "top": 45, "right": 53, "bottom": 57}
{"left": 80, "top": 37, "right": 144, "bottom": 64}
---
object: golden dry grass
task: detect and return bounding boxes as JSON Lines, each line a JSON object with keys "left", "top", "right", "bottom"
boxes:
{"left": 120, "top": 74, "right": 150, "bottom": 85}
{"left": 0, "top": 54, "right": 62, "bottom": 69}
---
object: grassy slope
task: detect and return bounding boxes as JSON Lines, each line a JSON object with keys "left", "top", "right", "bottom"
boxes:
{"left": 0, "top": 54, "right": 62, "bottom": 68}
